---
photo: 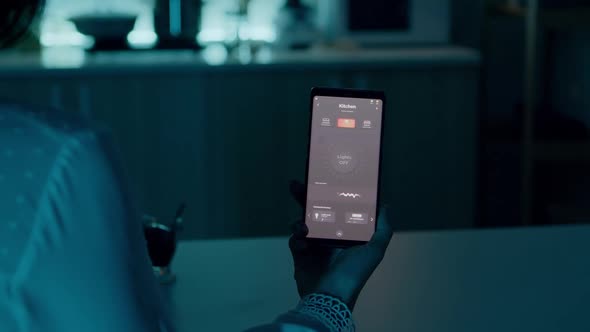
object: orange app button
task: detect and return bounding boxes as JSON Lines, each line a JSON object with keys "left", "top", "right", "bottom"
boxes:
{"left": 337, "top": 118, "right": 356, "bottom": 128}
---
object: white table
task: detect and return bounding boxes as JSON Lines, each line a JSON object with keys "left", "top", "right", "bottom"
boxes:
{"left": 166, "top": 226, "right": 590, "bottom": 332}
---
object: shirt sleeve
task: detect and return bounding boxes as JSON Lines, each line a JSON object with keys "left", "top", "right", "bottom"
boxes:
{"left": 244, "top": 311, "right": 331, "bottom": 332}
{"left": 11, "top": 131, "right": 173, "bottom": 332}
{"left": 245, "top": 321, "right": 322, "bottom": 332}
{"left": 244, "top": 306, "right": 333, "bottom": 332}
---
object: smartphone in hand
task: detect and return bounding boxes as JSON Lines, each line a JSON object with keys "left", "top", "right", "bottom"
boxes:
{"left": 304, "top": 87, "right": 386, "bottom": 247}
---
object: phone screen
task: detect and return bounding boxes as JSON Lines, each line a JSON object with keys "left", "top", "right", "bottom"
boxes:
{"left": 305, "top": 93, "right": 384, "bottom": 243}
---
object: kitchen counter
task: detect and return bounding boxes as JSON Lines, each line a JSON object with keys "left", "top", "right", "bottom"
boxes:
{"left": 167, "top": 225, "right": 590, "bottom": 331}
{"left": 0, "top": 46, "right": 480, "bottom": 77}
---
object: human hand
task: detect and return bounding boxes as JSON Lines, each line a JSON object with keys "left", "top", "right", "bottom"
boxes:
{"left": 288, "top": 181, "right": 394, "bottom": 311}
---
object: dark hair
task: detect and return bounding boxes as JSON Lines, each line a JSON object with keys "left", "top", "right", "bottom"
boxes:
{"left": 0, "top": 0, "right": 46, "bottom": 48}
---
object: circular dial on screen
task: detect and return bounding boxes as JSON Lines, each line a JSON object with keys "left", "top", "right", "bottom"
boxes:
{"left": 314, "top": 142, "right": 365, "bottom": 184}
{"left": 330, "top": 150, "right": 358, "bottom": 174}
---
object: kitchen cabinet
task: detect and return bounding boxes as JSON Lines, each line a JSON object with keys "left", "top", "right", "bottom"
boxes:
{"left": 0, "top": 47, "right": 480, "bottom": 238}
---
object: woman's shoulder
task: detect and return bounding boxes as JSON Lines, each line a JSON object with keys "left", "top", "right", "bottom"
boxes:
{"left": 0, "top": 101, "right": 95, "bottom": 140}
{"left": 0, "top": 102, "right": 103, "bottom": 275}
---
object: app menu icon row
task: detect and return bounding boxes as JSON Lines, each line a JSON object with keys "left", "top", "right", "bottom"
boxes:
{"left": 321, "top": 118, "right": 374, "bottom": 129}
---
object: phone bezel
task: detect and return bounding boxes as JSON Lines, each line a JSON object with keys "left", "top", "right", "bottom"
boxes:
{"left": 303, "top": 87, "right": 386, "bottom": 247}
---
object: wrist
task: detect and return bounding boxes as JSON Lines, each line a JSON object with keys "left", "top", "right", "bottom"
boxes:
{"left": 293, "top": 293, "right": 355, "bottom": 332}
{"left": 314, "top": 280, "right": 358, "bottom": 311}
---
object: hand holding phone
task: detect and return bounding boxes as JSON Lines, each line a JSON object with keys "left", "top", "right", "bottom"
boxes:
{"left": 289, "top": 181, "right": 394, "bottom": 310}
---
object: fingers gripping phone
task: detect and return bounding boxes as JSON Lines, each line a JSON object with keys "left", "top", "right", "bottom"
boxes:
{"left": 304, "top": 87, "right": 386, "bottom": 247}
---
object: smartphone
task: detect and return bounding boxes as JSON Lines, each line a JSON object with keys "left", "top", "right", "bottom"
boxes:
{"left": 304, "top": 87, "right": 386, "bottom": 247}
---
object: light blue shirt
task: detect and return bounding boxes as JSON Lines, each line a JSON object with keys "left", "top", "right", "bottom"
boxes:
{"left": 0, "top": 104, "right": 172, "bottom": 332}
{"left": 0, "top": 103, "right": 329, "bottom": 332}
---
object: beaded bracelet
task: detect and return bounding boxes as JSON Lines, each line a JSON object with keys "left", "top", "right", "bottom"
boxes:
{"left": 293, "top": 293, "right": 355, "bottom": 332}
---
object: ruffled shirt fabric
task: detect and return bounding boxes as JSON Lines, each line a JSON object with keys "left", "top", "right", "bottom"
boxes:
{"left": 0, "top": 104, "right": 171, "bottom": 332}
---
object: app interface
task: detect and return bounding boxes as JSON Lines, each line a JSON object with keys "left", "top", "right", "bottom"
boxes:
{"left": 306, "top": 95, "right": 383, "bottom": 242}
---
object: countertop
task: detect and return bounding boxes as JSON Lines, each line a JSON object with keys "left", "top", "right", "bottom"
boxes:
{"left": 166, "top": 225, "right": 590, "bottom": 332}
{"left": 0, "top": 46, "right": 480, "bottom": 77}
